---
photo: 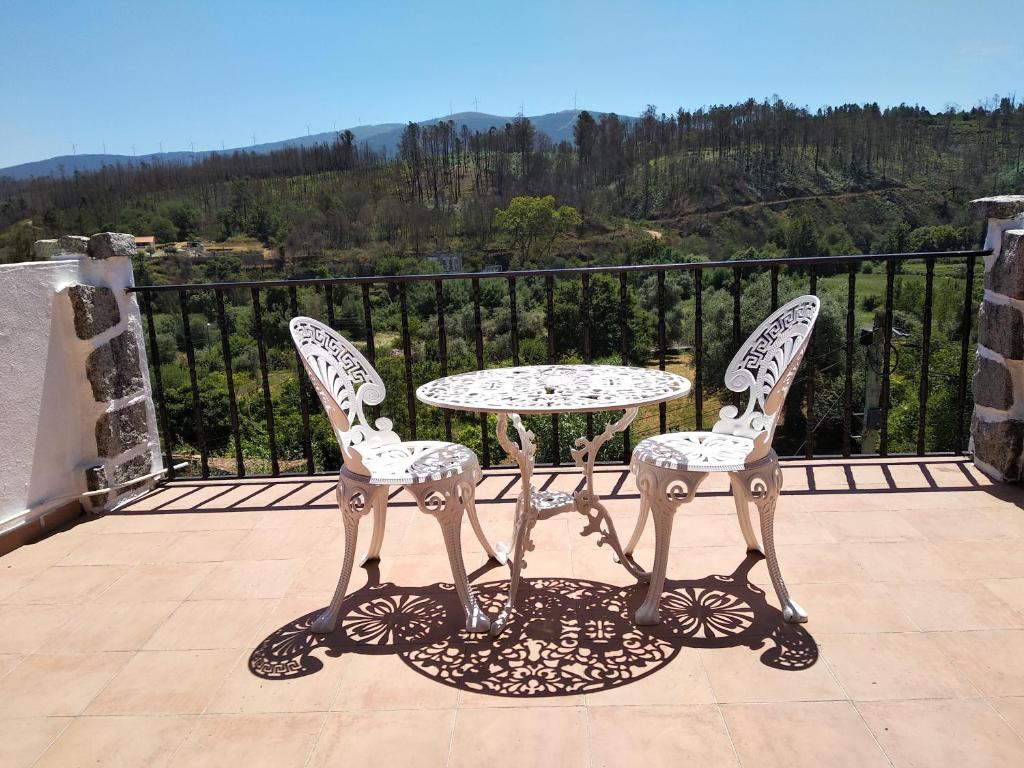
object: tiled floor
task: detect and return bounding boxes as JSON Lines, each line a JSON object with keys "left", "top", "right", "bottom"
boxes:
{"left": 3, "top": 456, "right": 1024, "bottom": 767}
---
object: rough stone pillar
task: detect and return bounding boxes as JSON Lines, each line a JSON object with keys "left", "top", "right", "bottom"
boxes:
{"left": 52, "top": 232, "right": 164, "bottom": 510}
{"left": 970, "top": 196, "right": 1024, "bottom": 481}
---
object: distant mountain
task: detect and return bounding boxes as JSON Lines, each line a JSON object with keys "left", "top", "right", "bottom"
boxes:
{"left": 0, "top": 110, "right": 630, "bottom": 181}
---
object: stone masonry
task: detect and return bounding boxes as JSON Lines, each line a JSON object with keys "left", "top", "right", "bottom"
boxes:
{"left": 970, "top": 195, "right": 1024, "bottom": 481}
{"left": 47, "top": 232, "right": 162, "bottom": 510}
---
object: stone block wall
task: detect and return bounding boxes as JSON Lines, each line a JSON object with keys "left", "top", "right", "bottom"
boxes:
{"left": 970, "top": 195, "right": 1024, "bottom": 481}
{"left": 51, "top": 232, "right": 163, "bottom": 510}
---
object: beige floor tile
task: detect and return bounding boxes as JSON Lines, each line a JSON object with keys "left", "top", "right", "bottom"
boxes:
{"left": 87, "top": 649, "right": 241, "bottom": 715}
{"left": 144, "top": 599, "right": 276, "bottom": 650}
{"left": 310, "top": 710, "right": 455, "bottom": 768}
{"left": 0, "top": 603, "right": 82, "bottom": 653}
{"left": 285, "top": 557, "right": 379, "bottom": 599}
{"left": 33, "top": 715, "right": 194, "bottom": 768}
{"left": 0, "top": 717, "right": 71, "bottom": 768}
{"left": 47, "top": 600, "right": 180, "bottom": 652}
{"left": 793, "top": 583, "right": 917, "bottom": 633}
{"left": 768, "top": 544, "right": 871, "bottom": 584}
{"left": 941, "top": 541, "right": 1024, "bottom": 579}
{"left": 982, "top": 578, "right": 1024, "bottom": 614}
{"left": 931, "top": 630, "right": 1024, "bottom": 696}
{"left": 821, "top": 632, "right": 979, "bottom": 700}
{"left": 0, "top": 653, "right": 130, "bottom": 717}
{"left": 858, "top": 699, "right": 1024, "bottom": 768}
{"left": 0, "top": 653, "right": 22, "bottom": 678}
{"left": 94, "top": 562, "right": 215, "bottom": 603}
{"left": 885, "top": 580, "right": 1024, "bottom": 631}
{"left": 588, "top": 705, "right": 738, "bottom": 768}
{"left": 231, "top": 526, "right": 335, "bottom": 561}
{"left": 900, "top": 507, "right": 1017, "bottom": 542}
{"left": 723, "top": 701, "right": 889, "bottom": 768}
{"left": 253, "top": 506, "right": 340, "bottom": 529}
{"left": 450, "top": 706, "right": 589, "bottom": 768}
{"left": 157, "top": 529, "right": 251, "bottom": 563}
{"left": 57, "top": 532, "right": 180, "bottom": 566}
{"left": 232, "top": 483, "right": 307, "bottom": 510}
{"left": 207, "top": 645, "right": 347, "bottom": 714}
{"left": 331, "top": 651, "right": 459, "bottom": 711}
{"left": 169, "top": 713, "right": 324, "bottom": 768}
{"left": 0, "top": 530, "right": 89, "bottom": 568}
{"left": 0, "top": 565, "right": 45, "bottom": 601}
{"left": 815, "top": 509, "right": 926, "bottom": 542}
{"left": 664, "top": 546, "right": 757, "bottom": 581}
{"left": 585, "top": 648, "right": 714, "bottom": 706}
{"left": 571, "top": 546, "right": 648, "bottom": 586}
{"left": 844, "top": 541, "right": 968, "bottom": 582}
{"left": 5, "top": 564, "right": 127, "bottom": 604}
{"left": 990, "top": 697, "right": 1024, "bottom": 738}
{"left": 699, "top": 643, "right": 844, "bottom": 703}
{"left": 189, "top": 559, "right": 306, "bottom": 600}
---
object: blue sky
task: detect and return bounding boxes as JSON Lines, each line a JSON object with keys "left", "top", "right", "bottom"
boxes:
{"left": 1, "top": 0, "right": 1020, "bottom": 168}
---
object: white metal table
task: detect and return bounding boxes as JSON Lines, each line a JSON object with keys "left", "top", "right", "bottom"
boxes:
{"left": 417, "top": 364, "right": 691, "bottom": 634}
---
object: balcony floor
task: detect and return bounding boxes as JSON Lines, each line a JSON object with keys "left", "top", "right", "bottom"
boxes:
{"left": 3, "top": 457, "right": 1024, "bottom": 767}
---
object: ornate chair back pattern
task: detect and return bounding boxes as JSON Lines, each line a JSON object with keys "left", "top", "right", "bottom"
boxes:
{"left": 289, "top": 317, "right": 400, "bottom": 476}
{"left": 712, "top": 295, "right": 820, "bottom": 463}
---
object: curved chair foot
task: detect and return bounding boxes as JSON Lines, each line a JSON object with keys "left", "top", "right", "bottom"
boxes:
{"left": 311, "top": 610, "right": 338, "bottom": 634}
{"left": 782, "top": 599, "right": 808, "bottom": 623}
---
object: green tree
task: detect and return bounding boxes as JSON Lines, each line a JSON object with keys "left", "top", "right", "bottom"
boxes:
{"left": 494, "top": 196, "right": 582, "bottom": 266}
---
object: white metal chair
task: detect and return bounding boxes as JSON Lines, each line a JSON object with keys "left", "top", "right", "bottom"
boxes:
{"left": 628, "top": 295, "right": 820, "bottom": 626}
{"left": 290, "top": 317, "right": 493, "bottom": 634}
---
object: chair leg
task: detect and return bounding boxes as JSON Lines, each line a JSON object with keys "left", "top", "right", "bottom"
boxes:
{"left": 312, "top": 479, "right": 375, "bottom": 634}
{"left": 624, "top": 491, "right": 649, "bottom": 557}
{"left": 633, "top": 465, "right": 707, "bottom": 626}
{"left": 360, "top": 490, "right": 388, "bottom": 566}
{"left": 728, "top": 473, "right": 763, "bottom": 554}
{"left": 411, "top": 476, "right": 490, "bottom": 634}
{"left": 491, "top": 494, "right": 538, "bottom": 635}
{"left": 464, "top": 493, "right": 500, "bottom": 561}
{"left": 735, "top": 459, "right": 807, "bottom": 623}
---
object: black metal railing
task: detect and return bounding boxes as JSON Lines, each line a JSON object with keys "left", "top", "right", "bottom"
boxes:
{"left": 130, "top": 249, "right": 989, "bottom": 480}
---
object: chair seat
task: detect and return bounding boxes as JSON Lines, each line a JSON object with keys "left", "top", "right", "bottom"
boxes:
{"left": 632, "top": 432, "right": 754, "bottom": 472}
{"left": 360, "top": 440, "right": 478, "bottom": 485}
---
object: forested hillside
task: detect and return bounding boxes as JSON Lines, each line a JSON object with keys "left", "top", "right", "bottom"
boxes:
{"left": 2, "top": 97, "right": 1022, "bottom": 268}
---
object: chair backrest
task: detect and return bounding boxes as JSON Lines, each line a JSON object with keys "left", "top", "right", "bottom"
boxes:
{"left": 289, "top": 316, "right": 400, "bottom": 475}
{"left": 712, "top": 295, "right": 820, "bottom": 462}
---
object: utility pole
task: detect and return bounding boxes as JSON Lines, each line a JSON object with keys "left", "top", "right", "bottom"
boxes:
{"left": 252, "top": 133, "right": 256, "bottom": 146}
{"left": 131, "top": 144, "right": 136, "bottom": 157}
{"left": 473, "top": 97, "right": 479, "bottom": 112}
{"left": 306, "top": 123, "right": 311, "bottom": 135}
{"left": 71, "top": 142, "right": 77, "bottom": 156}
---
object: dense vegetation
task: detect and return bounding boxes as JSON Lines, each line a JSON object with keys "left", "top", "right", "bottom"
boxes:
{"left": 2, "top": 96, "right": 1021, "bottom": 473}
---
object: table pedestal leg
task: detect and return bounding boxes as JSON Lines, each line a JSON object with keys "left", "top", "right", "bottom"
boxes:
{"left": 570, "top": 407, "right": 650, "bottom": 582}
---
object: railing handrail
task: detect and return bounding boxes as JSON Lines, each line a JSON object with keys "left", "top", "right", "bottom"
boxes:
{"left": 127, "top": 249, "right": 992, "bottom": 293}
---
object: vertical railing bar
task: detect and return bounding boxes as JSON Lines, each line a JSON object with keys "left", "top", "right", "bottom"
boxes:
{"left": 842, "top": 263, "right": 856, "bottom": 458}
{"left": 955, "top": 252, "right": 977, "bottom": 452}
{"left": 731, "top": 266, "right": 742, "bottom": 409}
{"left": 657, "top": 270, "right": 667, "bottom": 433}
{"left": 215, "top": 289, "right": 245, "bottom": 477}
{"left": 879, "top": 258, "right": 896, "bottom": 456}
{"left": 361, "top": 283, "right": 379, "bottom": 421}
{"left": 398, "top": 283, "right": 417, "bottom": 441}
{"left": 546, "top": 275, "right": 560, "bottom": 465}
{"left": 472, "top": 277, "right": 489, "bottom": 467}
{"left": 917, "top": 256, "right": 936, "bottom": 455}
{"left": 619, "top": 272, "right": 630, "bottom": 461}
{"left": 805, "top": 266, "right": 818, "bottom": 458}
{"left": 508, "top": 276, "right": 520, "bottom": 367}
{"left": 178, "top": 289, "right": 208, "bottom": 478}
{"left": 289, "top": 285, "right": 315, "bottom": 474}
{"left": 435, "top": 280, "right": 452, "bottom": 442}
{"left": 771, "top": 266, "right": 779, "bottom": 312}
{"left": 251, "top": 287, "right": 279, "bottom": 476}
{"left": 142, "top": 292, "right": 175, "bottom": 480}
{"left": 582, "top": 273, "right": 594, "bottom": 441}
{"left": 694, "top": 268, "right": 704, "bottom": 431}
{"left": 325, "top": 284, "right": 336, "bottom": 329}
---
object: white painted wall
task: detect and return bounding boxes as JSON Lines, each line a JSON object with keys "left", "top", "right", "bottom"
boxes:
{"left": 0, "top": 254, "right": 163, "bottom": 533}
{"left": 0, "top": 259, "right": 84, "bottom": 529}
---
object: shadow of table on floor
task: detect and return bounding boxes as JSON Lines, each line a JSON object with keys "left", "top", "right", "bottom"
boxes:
{"left": 249, "top": 554, "right": 817, "bottom": 698}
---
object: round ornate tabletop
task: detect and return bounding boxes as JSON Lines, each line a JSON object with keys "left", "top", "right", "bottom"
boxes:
{"left": 416, "top": 364, "right": 691, "bottom": 414}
